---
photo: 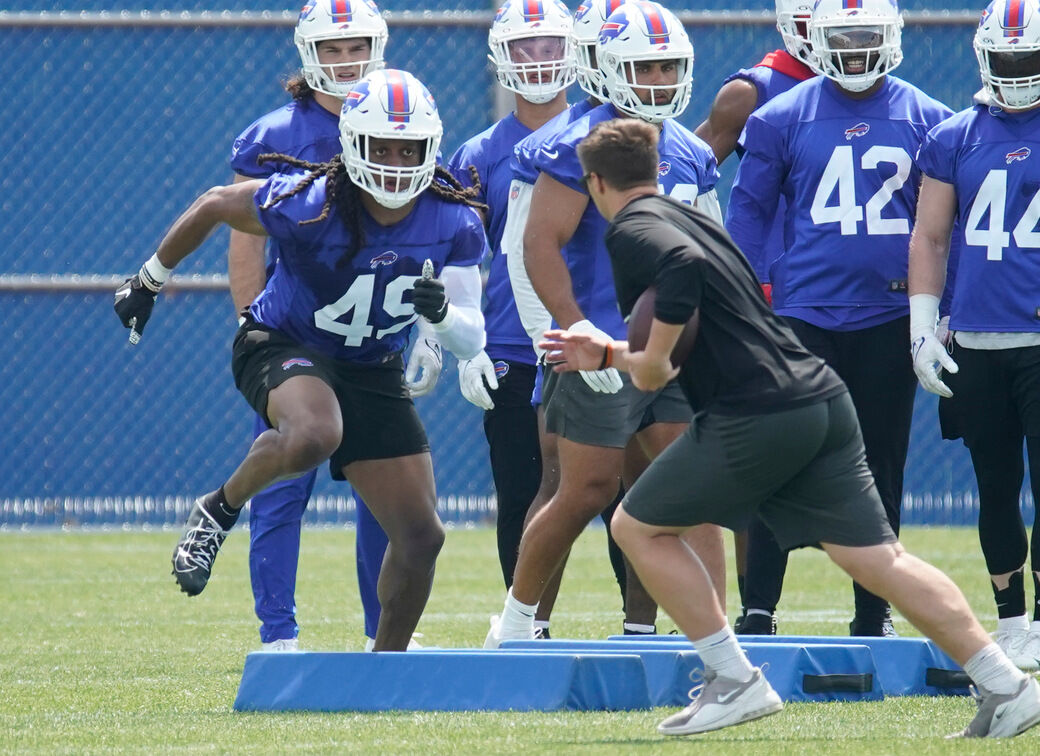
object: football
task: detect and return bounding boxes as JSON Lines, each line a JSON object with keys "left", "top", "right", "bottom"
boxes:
{"left": 626, "top": 285, "right": 699, "bottom": 368}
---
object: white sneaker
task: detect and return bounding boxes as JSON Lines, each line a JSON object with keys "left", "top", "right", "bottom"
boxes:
{"left": 260, "top": 638, "right": 299, "bottom": 653}
{"left": 948, "top": 676, "right": 1040, "bottom": 738}
{"left": 993, "top": 628, "right": 1040, "bottom": 671}
{"left": 657, "top": 667, "right": 783, "bottom": 736}
{"left": 484, "top": 615, "right": 505, "bottom": 650}
{"left": 363, "top": 634, "right": 424, "bottom": 652}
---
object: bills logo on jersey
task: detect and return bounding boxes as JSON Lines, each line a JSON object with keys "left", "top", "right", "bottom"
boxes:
{"left": 493, "top": 361, "right": 510, "bottom": 380}
{"left": 599, "top": 20, "right": 629, "bottom": 45}
{"left": 343, "top": 79, "right": 372, "bottom": 112}
{"left": 370, "top": 251, "right": 399, "bottom": 268}
{"left": 845, "top": 122, "right": 870, "bottom": 140}
{"left": 657, "top": 160, "right": 671, "bottom": 177}
{"left": 331, "top": 0, "right": 353, "bottom": 24}
{"left": 282, "top": 357, "right": 315, "bottom": 371}
{"left": 1006, "top": 146, "right": 1031, "bottom": 164}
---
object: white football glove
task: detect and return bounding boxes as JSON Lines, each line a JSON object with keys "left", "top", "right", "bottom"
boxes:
{"left": 909, "top": 294, "right": 958, "bottom": 398}
{"left": 911, "top": 332, "right": 959, "bottom": 398}
{"left": 458, "top": 350, "right": 499, "bottom": 411}
{"left": 405, "top": 333, "right": 443, "bottom": 397}
{"left": 569, "top": 319, "right": 623, "bottom": 394}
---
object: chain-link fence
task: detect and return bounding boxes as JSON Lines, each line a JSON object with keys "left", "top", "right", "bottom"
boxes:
{"left": 0, "top": 4, "right": 1032, "bottom": 527}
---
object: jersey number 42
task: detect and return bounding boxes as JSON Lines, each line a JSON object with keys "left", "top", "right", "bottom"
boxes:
{"left": 810, "top": 145, "right": 912, "bottom": 236}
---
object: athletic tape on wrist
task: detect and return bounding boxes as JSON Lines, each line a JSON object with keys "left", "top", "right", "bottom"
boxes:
{"left": 139, "top": 254, "right": 172, "bottom": 293}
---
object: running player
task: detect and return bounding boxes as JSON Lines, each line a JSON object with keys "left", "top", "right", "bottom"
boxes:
{"left": 446, "top": 0, "right": 574, "bottom": 589}
{"left": 908, "top": 0, "right": 1040, "bottom": 670}
{"left": 694, "top": 0, "right": 818, "bottom": 635}
{"left": 225, "top": 0, "right": 409, "bottom": 653}
{"left": 726, "top": 0, "right": 953, "bottom": 637}
{"left": 485, "top": 1, "right": 724, "bottom": 648}
{"left": 541, "top": 115, "right": 1040, "bottom": 739}
{"left": 115, "top": 70, "right": 489, "bottom": 652}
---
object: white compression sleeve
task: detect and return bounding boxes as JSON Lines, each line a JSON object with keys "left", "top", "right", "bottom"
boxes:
{"left": 694, "top": 188, "right": 724, "bottom": 225}
{"left": 503, "top": 179, "right": 552, "bottom": 356}
{"left": 429, "top": 264, "right": 486, "bottom": 361}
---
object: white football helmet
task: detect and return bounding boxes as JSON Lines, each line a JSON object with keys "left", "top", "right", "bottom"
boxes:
{"left": 775, "top": 0, "right": 816, "bottom": 69}
{"left": 572, "top": 0, "right": 633, "bottom": 100}
{"left": 295, "top": 0, "right": 388, "bottom": 97}
{"left": 808, "top": 0, "right": 903, "bottom": 93}
{"left": 339, "top": 70, "right": 443, "bottom": 209}
{"left": 597, "top": 1, "right": 693, "bottom": 122}
{"left": 489, "top": 0, "right": 575, "bottom": 104}
{"left": 975, "top": 0, "right": 1040, "bottom": 110}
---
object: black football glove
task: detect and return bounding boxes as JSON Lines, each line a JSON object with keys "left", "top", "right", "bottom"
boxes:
{"left": 412, "top": 277, "right": 449, "bottom": 323}
{"left": 114, "top": 274, "right": 158, "bottom": 345}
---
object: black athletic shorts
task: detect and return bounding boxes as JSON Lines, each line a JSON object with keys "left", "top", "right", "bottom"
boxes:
{"left": 622, "top": 391, "right": 895, "bottom": 550}
{"left": 231, "top": 321, "right": 429, "bottom": 480}
{"left": 939, "top": 341, "right": 1040, "bottom": 447}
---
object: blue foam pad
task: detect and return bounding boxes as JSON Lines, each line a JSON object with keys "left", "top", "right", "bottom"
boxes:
{"left": 500, "top": 640, "right": 881, "bottom": 703}
{"left": 234, "top": 651, "right": 651, "bottom": 712}
{"left": 605, "top": 634, "right": 969, "bottom": 697}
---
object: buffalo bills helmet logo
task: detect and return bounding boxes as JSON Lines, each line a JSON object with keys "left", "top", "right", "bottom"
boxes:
{"left": 1006, "top": 146, "right": 1031, "bottom": 164}
{"left": 575, "top": 3, "right": 591, "bottom": 20}
{"left": 282, "top": 357, "right": 315, "bottom": 371}
{"left": 845, "top": 122, "right": 870, "bottom": 140}
{"left": 370, "top": 251, "right": 399, "bottom": 268}
{"left": 599, "top": 19, "right": 629, "bottom": 45}
{"left": 657, "top": 160, "right": 671, "bottom": 177}
{"left": 493, "top": 361, "right": 510, "bottom": 380}
{"left": 343, "top": 79, "right": 372, "bottom": 112}
{"left": 298, "top": 2, "right": 315, "bottom": 22}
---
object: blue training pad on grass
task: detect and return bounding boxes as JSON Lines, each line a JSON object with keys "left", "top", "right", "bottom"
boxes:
{"left": 501, "top": 639, "right": 881, "bottom": 703}
{"left": 605, "top": 634, "right": 969, "bottom": 696}
{"left": 234, "top": 651, "right": 651, "bottom": 712}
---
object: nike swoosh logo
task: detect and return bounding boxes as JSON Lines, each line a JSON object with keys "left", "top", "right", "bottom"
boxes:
{"left": 717, "top": 687, "right": 745, "bottom": 705}
{"left": 541, "top": 148, "right": 559, "bottom": 160}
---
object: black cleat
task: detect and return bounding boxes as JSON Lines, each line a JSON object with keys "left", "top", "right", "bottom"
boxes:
{"left": 849, "top": 609, "right": 898, "bottom": 637}
{"left": 533, "top": 626, "right": 551, "bottom": 640}
{"left": 171, "top": 497, "right": 232, "bottom": 596}
{"left": 735, "top": 611, "right": 777, "bottom": 636}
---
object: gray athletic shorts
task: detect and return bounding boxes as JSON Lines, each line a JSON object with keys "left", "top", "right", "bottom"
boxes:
{"left": 622, "top": 391, "right": 895, "bottom": 550}
{"left": 542, "top": 369, "right": 692, "bottom": 448}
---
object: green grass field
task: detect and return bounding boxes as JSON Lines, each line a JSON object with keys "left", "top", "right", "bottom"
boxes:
{"left": 2, "top": 524, "right": 1037, "bottom": 753}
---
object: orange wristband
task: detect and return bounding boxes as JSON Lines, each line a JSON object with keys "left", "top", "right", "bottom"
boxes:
{"left": 598, "top": 341, "right": 613, "bottom": 370}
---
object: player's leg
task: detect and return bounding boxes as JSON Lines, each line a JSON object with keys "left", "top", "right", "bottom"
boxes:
{"left": 945, "top": 344, "right": 1035, "bottom": 667}
{"left": 617, "top": 437, "right": 652, "bottom": 633}
{"left": 354, "top": 494, "right": 387, "bottom": 645}
{"left": 739, "top": 516, "right": 785, "bottom": 635}
{"left": 1025, "top": 435, "right": 1040, "bottom": 647}
{"left": 173, "top": 327, "right": 341, "bottom": 596}
{"left": 483, "top": 361, "right": 541, "bottom": 587}
{"left": 249, "top": 412, "right": 318, "bottom": 648}
{"left": 839, "top": 317, "right": 916, "bottom": 635}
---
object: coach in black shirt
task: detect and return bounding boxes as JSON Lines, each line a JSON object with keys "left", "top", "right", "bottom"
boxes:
{"left": 538, "top": 119, "right": 1040, "bottom": 739}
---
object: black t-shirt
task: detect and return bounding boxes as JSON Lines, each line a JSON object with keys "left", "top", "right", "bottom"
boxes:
{"left": 606, "top": 194, "right": 845, "bottom": 415}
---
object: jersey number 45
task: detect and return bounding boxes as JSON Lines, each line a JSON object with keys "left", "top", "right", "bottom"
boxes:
{"left": 314, "top": 274, "right": 419, "bottom": 346}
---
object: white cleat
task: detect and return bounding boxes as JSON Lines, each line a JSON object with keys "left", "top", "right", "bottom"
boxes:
{"left": 993, "top": 628, "right": 1040, "bottom": 672}
{"left": 657, "top": 667, "right": 783, "bottom": 736}
{"left": 948, "top": 676, "right": 1040, "bottom": 738}
{"left": 260, "top": 638, "right": 300, "bottom": 653}
{"left": 363, "top": 635, "right": 424, "bottom": 652}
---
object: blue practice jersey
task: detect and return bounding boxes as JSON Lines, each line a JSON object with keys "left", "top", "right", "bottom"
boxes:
{"left": 511, "top": 98, "right": 599, "bottom": 185}
{"left": 727, "top": 76, "right": 952, "bottom": 330}
{"left": 251, "top": 174, "right": 488, "bottom": 363}
{"left": 230, "top": 96, "right": 341, "bottom": 178}
{"left": 532, "top": 103, "right": 720, "bottom": 339}
{"left": 448, "top": 114, "right": 535, "bottom": 364}
{"left": 917, "top": 104, "right": 1040, "bottom": 333}
{"left": 723, "top": 50, "right": 816, "bottom": 297}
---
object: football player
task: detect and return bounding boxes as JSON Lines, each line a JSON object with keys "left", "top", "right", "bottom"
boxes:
{"left": 115, "top": 70, "right": 489, "bottom": 652}
{"left": 446, "top": 0, "right": 574, "bottom": 593}
{"left": 223, "top": 0, "right": 415, "bottom": 652}
{"left": 726, "top": 0, "right": 953, "bottom": 637}
{"left": 909, "top": 0, "right": 1040, "bottom": 670}
{"left": 694, "top": 0, "right": 819, "bottom": 636}
{"left": 485, "top": 1, "right": 725, "bottom": 648}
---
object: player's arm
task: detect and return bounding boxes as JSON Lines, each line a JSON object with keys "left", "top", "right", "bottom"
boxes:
{"left": 114, "top": 180, "right": 266, "bottom": 342}
{"left": 724, "top": 146, "right": 784, "bottom": 277}
{"left": 412, "top": 264, "right": 486, "bottom": 361}
{"left": 523, "top": 171, "right": 587, "bottom": 328}
{"left": 694, "top": 78, "right": 760, "bottom": 165}
{"left": 539, "top": 322, "right": 679, "bottom": 392}
{"left": 907, "top": 175, "right": 959, "bottom": 396}
{"left": 228, "top": 172, "right": 269, "bottom": 315}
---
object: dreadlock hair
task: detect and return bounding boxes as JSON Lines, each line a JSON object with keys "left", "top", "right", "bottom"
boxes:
{"left": 256, "top": 153, "right": 487, "bottom": 269}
